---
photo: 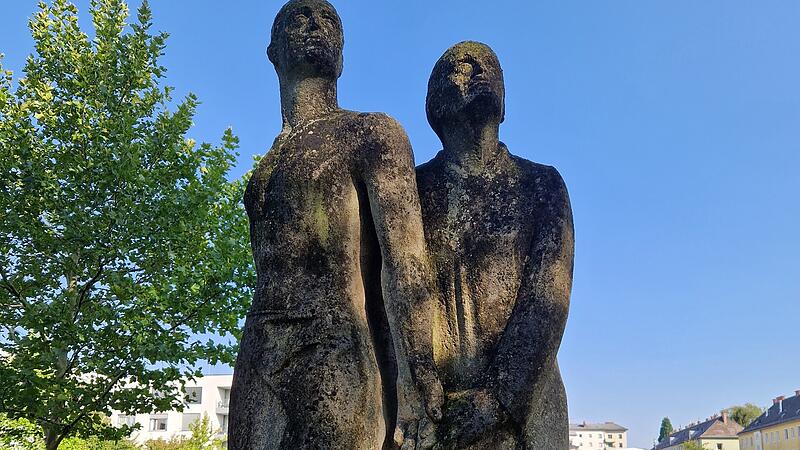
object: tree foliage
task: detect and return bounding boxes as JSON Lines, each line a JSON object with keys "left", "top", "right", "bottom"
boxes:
{"left": 0, "top": 1, "right": 254, "bottom": 448}
{"left": 728, "top": 403, "right": 762, "bottom": 428}
{"left": 658, "top": 417, "right": 674, "bottom": 442}
{"left": 681, "top": 441, "right": 708, "bottom": 450}
{"left": 1, "top": 414, "right": 43, "bottom": 450}
{"left": 0, "top": 414, "right": 138, "bottom": 450}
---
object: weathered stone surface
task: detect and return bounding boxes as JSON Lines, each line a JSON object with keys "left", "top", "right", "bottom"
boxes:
{"left": 229, "top": 1, "right": 443, "bottom": 449}
{"left": 416, "top": 41, "right": 574, "bottom": 449}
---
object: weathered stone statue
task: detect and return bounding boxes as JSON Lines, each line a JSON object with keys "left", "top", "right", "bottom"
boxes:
{"left": 416, "top": 41, "right": 574, "bottom": 449}
{"left": 229, "top": 1, "right": 443, "bottom": 448}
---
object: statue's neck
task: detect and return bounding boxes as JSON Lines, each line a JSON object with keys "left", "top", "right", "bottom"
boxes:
{"left": 440, "top": 120, "right": 503, "bottom": 170}
{"left": 279, "top": 75, "right": 339, "bottom": 129}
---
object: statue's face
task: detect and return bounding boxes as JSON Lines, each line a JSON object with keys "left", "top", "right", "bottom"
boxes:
{"left": 427, "top": 42, "right": 505, "bottom": 134}
{"left": 269, "top": 0, "right": 344, "bottom": 79}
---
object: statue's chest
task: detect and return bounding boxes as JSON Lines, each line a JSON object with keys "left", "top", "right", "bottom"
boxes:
{"left": 437, "top": 180, "right": 535, "bottom": 259}
{"left": 247, "top": 129, "right": 357, "bottom": 232}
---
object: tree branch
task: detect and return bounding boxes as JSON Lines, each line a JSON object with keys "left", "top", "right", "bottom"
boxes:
{"left": 72, "top": 258, "right": 105, "bottom": 323}
{"left": 0, "top": 268, "right": 25, "bottom": 307}
{"left": 0, "top": 404, "right": 66, "bottom": 428}
{"left": 59, "top": 369, "right": 126, "bottom": 443}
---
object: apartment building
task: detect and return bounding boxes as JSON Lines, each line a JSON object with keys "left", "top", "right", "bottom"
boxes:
{"left": 570, "top": 421, "right": 629, "bottom": 448}
{"left": 739, "top": 390, "right": 800, "bottom": 450}
{"left": 653, "top": 411, "right": 742, "bottom": 450}
{"left": 109, "top": 374, "right": 232, "bottom": 445}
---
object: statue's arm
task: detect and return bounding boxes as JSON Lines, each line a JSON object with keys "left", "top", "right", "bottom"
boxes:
{"left": 361, "top": 114, "right": 443, "bottom": 423}
{"left": 487, "top": 166, "right": 574, "bottom": 426}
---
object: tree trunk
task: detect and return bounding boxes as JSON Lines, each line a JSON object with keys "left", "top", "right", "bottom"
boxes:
{"left": 44, "top": 426, "right": 64, "bottom": 450}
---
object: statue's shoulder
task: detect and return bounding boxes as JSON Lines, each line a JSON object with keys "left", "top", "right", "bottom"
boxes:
{"left": 244, "top": 134, "right": 286, "bottom": 217}
{"left": 510, "top": 154, "right": 570, "bottom": 206}
{"left": 348, "top": 110, "right": 408, "bottom": 141}
{"left": 343, "top": 111, "right": 413, "bottom": 164}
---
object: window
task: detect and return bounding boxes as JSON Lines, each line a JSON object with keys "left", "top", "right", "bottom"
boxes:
{"left": 117, "top": 415, "right": 136, "bottom": 427}
{"left": 786, "top": 429, "right": 790, "bottom": 440}
{"left": 181, "top": 413, "right": 200, "bottom": 431}
{"left": 219, "top": 414, "right": 228, "bottom": 433}
{"left": 185, "top": 387, "right": 202, "bottom": 404}
{"left": 149, "top": 415, "right": 168, "bottom": 431}
{"left": 717, "top": 444, "right": 722, "bottom": 450}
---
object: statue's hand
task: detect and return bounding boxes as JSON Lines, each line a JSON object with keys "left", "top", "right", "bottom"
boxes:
{"left": 440, "top": 388, "right": 509, "bottom": 447}
{"left": 421, "top": 376, "right": 444, "bottom": 422}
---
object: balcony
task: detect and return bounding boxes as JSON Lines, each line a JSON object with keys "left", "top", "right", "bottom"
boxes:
{"left": 216, "top": 401, "right": 229, "bottom": 415}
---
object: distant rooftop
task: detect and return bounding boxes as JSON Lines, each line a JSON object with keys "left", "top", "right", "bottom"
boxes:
{"left": 741, "top": 391, "right": 800, "bottom": 434}
{"left": 653, "top": 412, "right": 742, "bottom": 450}
{"left": 569, "top": 421, "right": 628, "bottom": 432}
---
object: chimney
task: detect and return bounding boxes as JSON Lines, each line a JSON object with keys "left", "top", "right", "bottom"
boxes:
{"left": 722, "top": 410, "right": 728, "bottom": 424}
{"left": 778, "top": 396, "right": 786, "bottom": 413}
{"left": 795, "top": 390, "right": 800, "bottom": 397}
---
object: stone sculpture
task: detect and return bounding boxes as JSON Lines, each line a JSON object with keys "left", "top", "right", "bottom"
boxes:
{"left": 230, "top": 1, "right": 575, "bottom": 448}
{"left": 416, "top": 41, "right": 574, "bottom": 449}
{"left": 228, "top": 1, "right": 443, "bottom": 448}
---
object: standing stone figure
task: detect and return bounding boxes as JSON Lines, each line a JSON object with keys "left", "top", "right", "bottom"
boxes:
{"left": 229, "top": 1, "right": 443, "bottom": 448}
{"left": 416, "top": 41, "right": 574, "bottom": 449}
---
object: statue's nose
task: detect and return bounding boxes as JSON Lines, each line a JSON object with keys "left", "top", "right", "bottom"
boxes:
{"left": 472, "top": 63, "right": 484, "bottom": 78}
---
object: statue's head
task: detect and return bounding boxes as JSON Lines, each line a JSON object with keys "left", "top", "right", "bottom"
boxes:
{"left": 268, "top": 0, "right": 344, "bottom": 80}
{"left": 426, "top": 41, "right": 505, "bottom": 139}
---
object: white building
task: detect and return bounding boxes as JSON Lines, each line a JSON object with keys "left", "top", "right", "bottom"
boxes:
{"left": 570, "top": 421, "right": 630, "bottom": 449}
{"left": 109, "top": 374, "right": 232, "bottom": 445}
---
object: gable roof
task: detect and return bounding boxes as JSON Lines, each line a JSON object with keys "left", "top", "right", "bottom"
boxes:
{"left": 741, "top": 394, "right": 800, "bottom": 434}
{"left": 653, "top": 414, "right": 743, "bottom": 449}
{"left": 570, "top": 421, "right": 628, "bottom": 432}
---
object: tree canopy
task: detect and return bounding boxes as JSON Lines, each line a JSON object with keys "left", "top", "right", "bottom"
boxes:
{"left": 0, "top": 1, "right": 254, "bottom": 448}
{"left": 728, "top": 403, "right": 763, "bottom": 428}
{"left": 658, "top": 417, "right": 674, "bottom": 442}
{"left": 681, "top": 441, "right": 708, "bottom": 450}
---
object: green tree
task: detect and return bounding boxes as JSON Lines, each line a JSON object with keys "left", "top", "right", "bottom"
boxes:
{"left": 1, "top": 413, "right": 43, "bottom": 450}
{"left": 728, "top": 403, "right": 762, "bottom": 428}
{"left": 183, "top": 414, "right": 225, "bottom": 450}
{"left": 682, "top": 441, "right": 708, "bottom": 450}
{"left": 0, "top": 414, "right": 137, "bottom": 450}
{"left": 0, "top": 1, "right": 254, "bottom": 449}
{"left": 658, "top": 417, "right": 674, "bottom": 442}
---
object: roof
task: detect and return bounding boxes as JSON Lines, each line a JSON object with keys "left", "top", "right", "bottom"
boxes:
{"left": 653, "top": 414, "right": 743, "bottom": 449}
{"left": 570, "top": 422, "right": 628, "bottom": 432}
{"left": 741, "top": 393, "right": 800, "bottom": 434}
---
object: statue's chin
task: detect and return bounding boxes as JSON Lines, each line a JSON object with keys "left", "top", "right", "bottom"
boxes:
{"left": 286, "top": 47, "right": 340, "bottom": 78}
{"left": 463, "top": 93, "right": 502, "bottom": 123}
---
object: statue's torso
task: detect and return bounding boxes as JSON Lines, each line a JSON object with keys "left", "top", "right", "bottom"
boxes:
{"left": 416, "top": 149, "right": 546, "bottom": 390}
{"left": 245, "top": 112, "right": 372, "bottom": 321}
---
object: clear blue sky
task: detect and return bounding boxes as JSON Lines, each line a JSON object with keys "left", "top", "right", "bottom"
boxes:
{"left": 2, "top": 1, "right": 799, "bottom": 447}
